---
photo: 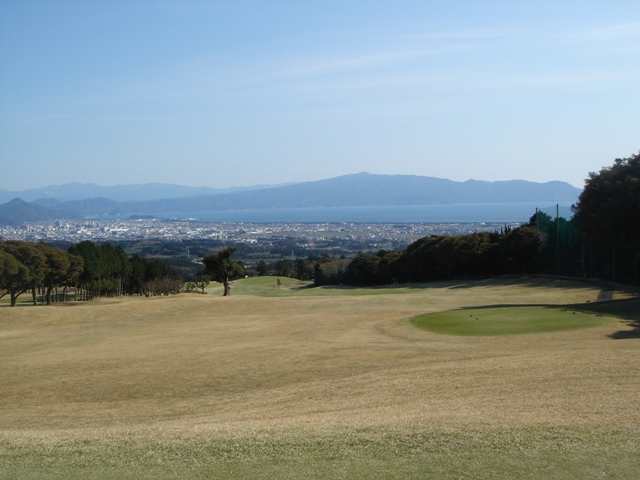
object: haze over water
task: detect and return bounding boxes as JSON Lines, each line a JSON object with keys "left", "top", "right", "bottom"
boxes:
{"left": 157, "top": 202, "right": 574, "bottom": 224}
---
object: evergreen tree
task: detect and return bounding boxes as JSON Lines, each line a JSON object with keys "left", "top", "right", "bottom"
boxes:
{"left": 202, "top": 247, "right": 241, "bottom": 296}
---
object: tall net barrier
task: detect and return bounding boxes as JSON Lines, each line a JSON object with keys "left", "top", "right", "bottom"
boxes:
{"left": 534, "top": 205, "right": 581, "bottom": 277}
{"left": 534, "top": 204, "right": 640, "bottom": 284}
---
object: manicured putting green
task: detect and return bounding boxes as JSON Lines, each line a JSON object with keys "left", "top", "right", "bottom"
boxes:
{"left": 411, "top": 306, "right": 607, "bottom": 336}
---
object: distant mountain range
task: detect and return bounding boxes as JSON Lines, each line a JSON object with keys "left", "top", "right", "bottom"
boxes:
{"left": 0, "top": 173, "right": 582, "bottom": 226}
{"left": 0, "top": 182, "right": 279, "bottom": 204}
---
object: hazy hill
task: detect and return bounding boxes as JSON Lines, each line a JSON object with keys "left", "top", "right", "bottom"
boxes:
{"left": 0, "top": 173, "right": 581, "bottom": 225}
{"left": 0, "top": 198, "right": 63, "bottom": 225}
{"left": 117, "top": 173, "right": 580, "bottom": 213}
{"left": 0, "top": 182, "right": 278, "bottom": 204}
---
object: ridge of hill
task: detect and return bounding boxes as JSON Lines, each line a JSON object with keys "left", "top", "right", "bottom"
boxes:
{"left": 0, "top": 173, "right": 581, "bottom": 226}
{"left": 0, "top": 182, "right": 281, "bottom": 204}
{"left": 0, "top": 198, "right": 63, "bottom": 225}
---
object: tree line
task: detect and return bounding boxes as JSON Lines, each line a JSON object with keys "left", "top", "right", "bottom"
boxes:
{"left": 0, "top": 240, "right": 252, "bottom": 305}
{"left": 312, "top": 224, "right": 541, "bottom": 286}
{"left": 1, "top": 240, "right": 84, "bottom": 306}
{"left": 1, "top": 240, "right": 183, "bottom": 306}
{"left": 572, "top": 152, "right": 640, "bottom": 282}
{"left": 68, "top": 241, "right": 182, "bottom": 299}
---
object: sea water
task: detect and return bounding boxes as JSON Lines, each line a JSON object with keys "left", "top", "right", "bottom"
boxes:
{"left": 153, "top": 202, "right": 574, "bottom": 223}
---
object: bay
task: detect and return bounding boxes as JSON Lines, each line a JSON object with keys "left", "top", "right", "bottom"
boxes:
{"left": 153, "top": 202, "right": 574, "bottom": 223}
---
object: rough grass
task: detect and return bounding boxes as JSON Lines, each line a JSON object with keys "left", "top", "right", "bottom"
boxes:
{"left": 1, "top": 277, "right": 639, "bottom": 479}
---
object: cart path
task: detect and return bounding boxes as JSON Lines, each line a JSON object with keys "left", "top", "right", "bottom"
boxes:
{"left": 596, "top": 283, "right": 615, "bottom": 302}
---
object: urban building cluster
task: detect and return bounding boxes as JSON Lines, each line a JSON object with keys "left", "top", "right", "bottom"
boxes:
{"left": 1, "top": 219, "right": 520, "bottom": 248}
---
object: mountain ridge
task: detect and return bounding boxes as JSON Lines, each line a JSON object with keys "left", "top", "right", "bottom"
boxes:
{"left": 0, "top": 173, "right": 581, "bottom": 226}
{"left": 0, "top": 182, "right": 286, "bottom": 204}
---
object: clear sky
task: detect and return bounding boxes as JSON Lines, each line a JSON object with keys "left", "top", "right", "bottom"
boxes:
{"left": 1, "top": 0, "right": 638, "bottom": 191}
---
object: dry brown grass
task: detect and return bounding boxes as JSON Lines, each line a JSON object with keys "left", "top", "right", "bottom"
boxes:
{"left": 1, "top": 278, "right": 639, "bottom": 478}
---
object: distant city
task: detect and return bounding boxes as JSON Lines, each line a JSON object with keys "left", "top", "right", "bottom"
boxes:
{"left": 0, "top": 218, "right": 523, "bottom": 252}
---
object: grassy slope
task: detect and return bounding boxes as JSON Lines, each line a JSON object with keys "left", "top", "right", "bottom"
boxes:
{"left": 1, "top": 277, "right": 639, "bottom": 479}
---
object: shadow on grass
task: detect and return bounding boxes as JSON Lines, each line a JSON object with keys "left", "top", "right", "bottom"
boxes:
{"left": 447, "top": 275, "right": 640, "bottom": 293}
{"left": 354, "top": 275, "right": 632, "bottom": 293}
{"left": 0, "top": 300, "right": 84, "bottom": 308}
{"left": 305, "top": 275, "right": 640, "bottom": 294}
{"left": 315, "top": 277, "right": 529, "bottom": 292}
{"left": 568, "top": 298, "right": 640, "bottom": 339}
{"left": 607, "top": 323, "right": 640, "bottom": 339}
{"left": 458, "top": 298, "right": 640, "bottom": 339}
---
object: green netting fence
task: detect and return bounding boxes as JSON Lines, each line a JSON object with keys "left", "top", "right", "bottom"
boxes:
{"left": 534, "top": 204, "right": 639, "bottom": 284}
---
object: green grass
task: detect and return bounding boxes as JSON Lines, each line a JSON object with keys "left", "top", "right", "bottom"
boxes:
{"left": 218, "top": 275, "right": 312, "bottom": 296}
{"left": 0, "top": 293, "right": 77, "bottom": 306}
{"left": 411, "top": 306, "right": 609, "bottom": 336}
{"left": 208, "top": 276, "right": 438, "bottom": 297}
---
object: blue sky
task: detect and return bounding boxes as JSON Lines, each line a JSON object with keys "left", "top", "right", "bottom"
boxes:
{"left": 1, "top": 1, "right": 638, "bottom": 191}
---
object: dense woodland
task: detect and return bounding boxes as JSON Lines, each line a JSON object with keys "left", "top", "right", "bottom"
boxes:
{"left": 329, "top": 224, "right": 540, "bottom": 286}
{"left": 1, "top": 153, "right": 639, "bottom": 305}
{"left": 0, "top": 240, "right": 182, "bottom": 306}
